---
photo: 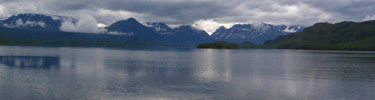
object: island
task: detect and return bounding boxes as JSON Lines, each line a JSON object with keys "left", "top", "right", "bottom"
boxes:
{"left": 197, "top": 41, "right": 240, "bottom": 49}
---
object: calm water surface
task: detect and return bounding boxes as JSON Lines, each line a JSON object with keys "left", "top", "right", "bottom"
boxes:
{"left": 0, "top": 46, "right": 374, "bottom": 100}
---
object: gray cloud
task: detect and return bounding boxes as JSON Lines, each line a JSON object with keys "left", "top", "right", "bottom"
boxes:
{"left": 0, "top": 0, "right": 374, "bottom": 34}
{"left": 60, "top": 13, "right": 107, "bottom": 33}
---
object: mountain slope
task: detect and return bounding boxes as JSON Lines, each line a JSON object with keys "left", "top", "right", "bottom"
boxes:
{"left": 105, "top": 18, "right": 159, "bottom": 37}
{"left": 265, "top": 21, "right": 375, "bottom": 50}
{"left": 144, "top": 22, "right": 212, "bottom": 44}
{"left": 0, "top": 26, "right": 164, "bottom": 47}
{"left": 211, "top": 23, "right": 304, "bottom": 44}
{"left": 144, "top": 22, "right": 174, "bottom": 35}
{"left": 167, "top": 25, "right": 212, "bottom": 44}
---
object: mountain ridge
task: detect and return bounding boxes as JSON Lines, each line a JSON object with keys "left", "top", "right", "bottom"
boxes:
{"left": 211, "top": 23, "right": 304, "bottom": 44}
{"left": 0, "top": 13, "right": 213, "bottom": 45}
{"left": 0, "top": 13, "right": 78, "bottom": 31}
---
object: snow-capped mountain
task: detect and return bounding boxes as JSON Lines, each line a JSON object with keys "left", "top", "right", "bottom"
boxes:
{"left": 0, "top": 13, "right": 77, "bottom": 31}
{"left": 144, "top": 22, "right": 173, "bottom": 35}
{"left": 211, "top": 23, "right": 304, "bottom": 44}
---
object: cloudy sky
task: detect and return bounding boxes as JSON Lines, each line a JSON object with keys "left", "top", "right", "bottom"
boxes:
{"left": 0, "top": 0, "right": 375, "bottom": 34}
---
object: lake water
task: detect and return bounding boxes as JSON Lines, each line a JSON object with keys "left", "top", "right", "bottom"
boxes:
{"left": 0, "top": 46, "right": 374, "bottom": 100}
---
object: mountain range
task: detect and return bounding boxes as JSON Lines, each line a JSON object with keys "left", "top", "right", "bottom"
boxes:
{"left": 211, "top": 23, "right": 304, "bottom": 44}
{"left": 105, "top": 19, "right": 212, "bottom": 44}
{"left": 0, "top": 13, "right": 304, "bottom": 47}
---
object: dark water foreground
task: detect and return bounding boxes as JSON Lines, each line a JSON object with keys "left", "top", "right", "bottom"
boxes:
{"left": 0, "top": 46, "right": 374, "bottom": 100}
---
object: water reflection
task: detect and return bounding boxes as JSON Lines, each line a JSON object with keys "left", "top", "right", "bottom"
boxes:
{"left": 0, "top": 46, "right": 374, "bottom": 100}
{"left": 0, "top": 56, "right": 60, "bottom": 69}
{"left": 194, "top": 49, "right": 233, "bottom": 82}
{"left": 104, "top": 59, "right": 195, "bottom": 82}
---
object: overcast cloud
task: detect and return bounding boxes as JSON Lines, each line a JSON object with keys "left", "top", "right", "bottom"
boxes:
{"left": 0, "top": 0, "right": 375, "bottom": 34}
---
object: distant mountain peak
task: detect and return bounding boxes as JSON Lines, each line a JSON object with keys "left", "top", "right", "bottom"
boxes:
{"left": 218, "top": 26, "right": 227, "bottom": 30}
{"left": 105, "top": 18, "right": 158, "bottom": 36}
{"left": 125, "top": 17, "right": 138, "bottom": 23}
{"left": 112, "top": 18, "right": 143, "bottom": 26}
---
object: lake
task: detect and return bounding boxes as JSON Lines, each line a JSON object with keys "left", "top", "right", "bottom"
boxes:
{"left": 0, "top": 46, "right": 374, "bottom": 100}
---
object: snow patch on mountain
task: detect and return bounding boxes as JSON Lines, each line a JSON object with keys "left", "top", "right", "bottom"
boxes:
{"left": 168, "top": 24, "right": 183, "bottom": 29}
{"left": 144, "top": 22, "right": 174, "bottom": 35}
{"left": 250, "top": 22, "right": 270, "bottom": 31}
{"left": 283, "top": 25, "right": 296, "bottom": 33}
{"left": 3, "top": 19, "right": 46, "bottom": 28}
{"left": 141, "top": 22, "right": 152, "bottom": 27}
{"left": 144, "top": 22, "right": 166, "bottom": 31}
